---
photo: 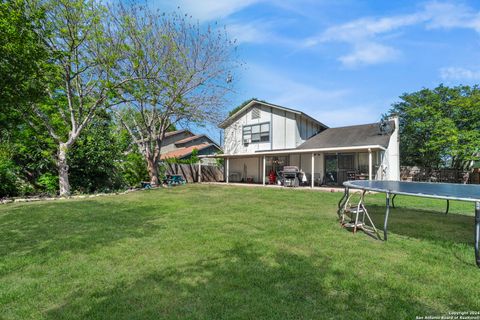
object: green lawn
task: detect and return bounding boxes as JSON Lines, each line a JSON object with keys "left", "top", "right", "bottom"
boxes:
{"left": 1, "top": 184, "right": 479, "bottom": 319}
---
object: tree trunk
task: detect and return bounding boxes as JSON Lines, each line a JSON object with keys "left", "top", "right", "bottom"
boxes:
{"left": 58, "top": 142, "right": 70, "bottom": 196}
{"left": 146, "top": 156, "right": 160, "bottom": 186}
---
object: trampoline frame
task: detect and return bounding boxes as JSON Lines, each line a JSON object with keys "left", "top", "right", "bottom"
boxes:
{"left": 337, "top": 180, "right": 480, "bottom": 268}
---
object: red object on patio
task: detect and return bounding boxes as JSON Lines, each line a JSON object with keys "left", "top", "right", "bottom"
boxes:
{"left": 268, "top": 169, "right": 276, "bottom": 184}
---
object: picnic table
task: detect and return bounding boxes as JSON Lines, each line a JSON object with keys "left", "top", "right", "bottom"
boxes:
{"left": 164, "top": 174, "right": 186, "bottom": 186}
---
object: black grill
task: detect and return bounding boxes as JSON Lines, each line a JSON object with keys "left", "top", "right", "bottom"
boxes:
{"left": 281, "top": 166, "right": 300, "bottom": 187}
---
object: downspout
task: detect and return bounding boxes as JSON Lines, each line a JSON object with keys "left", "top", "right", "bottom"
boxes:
{"left": 284, "top": 110, "right": 287, "bottom": 149}
{"left": 270, "top": 107, "right": 273, "bottom": 150}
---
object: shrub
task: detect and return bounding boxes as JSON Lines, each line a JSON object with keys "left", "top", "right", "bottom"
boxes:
{"left": 0, "top": 158, "right": 18, "bottom": 197}
{"left": 36, "top": 172, "right": 58, "bottom": 195}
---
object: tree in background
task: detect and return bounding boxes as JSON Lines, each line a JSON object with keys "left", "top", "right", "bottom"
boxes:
{"left": 68, "top": 111, "right": 125, "bottom": 193}
{"left": 24, "top": 0, "right": 144, "bottom": 196}
{"left": 115, "top": 4, "right": 238, "bottom": 185}
{"left": 0, "top": 0, "right": 54, "bottom": 197}
{"left": 0, "top": 0, "right": 49, "bottom": 125}
{"left": 389, "top": 85, "right": 480, "bottom": 169}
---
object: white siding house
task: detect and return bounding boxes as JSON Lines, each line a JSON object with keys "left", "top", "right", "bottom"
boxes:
{"left": 201, "top": 99, "right": 400, "bottom": 186}
{"left": 221, "top": 100, "right": 326, "bottom": 154}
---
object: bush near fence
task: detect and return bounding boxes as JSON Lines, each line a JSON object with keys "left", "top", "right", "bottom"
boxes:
{"left": 164, "top": 163, "right": 224, "bottom": 183}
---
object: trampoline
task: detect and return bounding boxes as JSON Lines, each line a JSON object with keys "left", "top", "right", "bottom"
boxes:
{"left": 337, "top": 180, "right": 480, "bottom": 268}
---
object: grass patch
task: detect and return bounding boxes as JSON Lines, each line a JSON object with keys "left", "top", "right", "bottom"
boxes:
{"left": 0, "top": 184, "right": 479, "bottom": 319}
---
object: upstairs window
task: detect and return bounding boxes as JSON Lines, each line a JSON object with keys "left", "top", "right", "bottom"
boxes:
{"left": 251, "top": 107, "right": 260, "bottom": 119}
{"left": 243, "top": 122, "right": 270, "bottom": 144}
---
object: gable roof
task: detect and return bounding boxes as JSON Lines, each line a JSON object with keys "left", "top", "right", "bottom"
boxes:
{"left": 160, "top": 143, "right": 220, "bottom": 160}
{"left": 296, "top": 121, "right": 395, "bottom": 150}
{"left": 175, "top": 134, "right": 205, "bottom": 145}
{"left": 219, "top": 99, "right": 329, "bottom": 129}
{"left": 164, "top": 129, "right": 191, "bottom": 138}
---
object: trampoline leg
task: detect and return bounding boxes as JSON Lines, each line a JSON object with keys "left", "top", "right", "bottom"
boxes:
{"left": 445, "top": 200, "right": 450, "bottom": 215}
{"left": 384, "top": 192, "right": 391, "bottom": 241}
{"left": 338, "top": 187, "right": 348, "bottom": 209}
{"left": 475, "top": 202, "right": 480, "bottom": 268}
{"left": 337, "top": 187, "right": 349, "bottom": 218}
{"left": 392, "top": 194, "right": 397, "bottom": 209}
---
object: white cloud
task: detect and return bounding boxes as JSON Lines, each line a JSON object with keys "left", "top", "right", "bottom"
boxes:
{"left": 174, "top": 0, "right": 262, "bottom": 22}
{"left": 241, "top": 64, "right": 383, "bottom": 126}
{"left": 424, "top": 1, "right": 480, "bottom": 32}
{"left": 440, "top": 67, "right": 480, "bottom": 80}
{"left": 338, "top": 43, "right": 400, "bottom": 67}
{"left": 305, "top": 1, "right": 480, "bottom": 67}
{"left": 317, "top": 13, "right": 426, "bottom": 45}
{"left": 226, "top": 20, "right": 294, "bottom": 45}
{"left": 304, "top": 12, "right": 424, "bottom": 67}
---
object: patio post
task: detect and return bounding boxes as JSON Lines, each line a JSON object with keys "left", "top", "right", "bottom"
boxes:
{"left": 262, "top": 156, "right": 266, "bottom": 185}
{"left": 311, "top": 153, "right": 315, "bottom": 188}
{"left": 226, "top": 157, "right": 229, "bottom": 184}
{"left": 198, "top": 161, "right": 202, "bottom": 183}
{"left": 368, "top": 148, "right": 373, "bottom": 180}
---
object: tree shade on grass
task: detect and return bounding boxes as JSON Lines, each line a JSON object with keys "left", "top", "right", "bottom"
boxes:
{"left": 0, "top": 185, "right": 479, "bottom": 319}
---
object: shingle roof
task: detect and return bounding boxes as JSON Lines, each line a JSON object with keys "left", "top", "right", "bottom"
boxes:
{"left": 174, "top": 134, "right": 204, "bottom": 145}
{"left": 164, "top": 129, "right": 190, "bottom": 138}
{"left": 161, "top": 143, "right": 215, "bottom": 160}
{"left": 297, "top": 121, "right": 394, "bottom": 150}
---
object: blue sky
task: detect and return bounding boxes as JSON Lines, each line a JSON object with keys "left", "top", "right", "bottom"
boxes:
{"left": 157, "top": 0, "right": 480, "bottom": 142}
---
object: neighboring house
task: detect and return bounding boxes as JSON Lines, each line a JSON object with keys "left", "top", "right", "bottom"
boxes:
{"left": 160, "top": 129, "right": 221, "bottom": 165}
{"left": 202, "top": 99, "right": 400, "bottom": 186}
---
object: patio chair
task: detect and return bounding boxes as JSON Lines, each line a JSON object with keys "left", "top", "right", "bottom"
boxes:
{"left": 346, "top": 170, "right": 356, "bottom": 181}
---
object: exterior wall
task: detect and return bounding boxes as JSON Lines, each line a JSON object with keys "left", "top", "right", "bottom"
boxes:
{"left": 223, "top": 104, "right": 271, "bottom": 154}
{"left": 296, "top": 116, "right": 323, "bottom": 144}
{"left": 223, "top": 103, "right": 323, "bottom": 155}
{"left": 297, "top": 153, "right": 324, "bottom": 184}
{"left": 228, "top": 157, "right": 261, "bottom": 183}
{"left": 383, "top": 116, "right": 400, "bottom": 181}
{"left": 225, "top": 153, "right": 324, "bottom": 185}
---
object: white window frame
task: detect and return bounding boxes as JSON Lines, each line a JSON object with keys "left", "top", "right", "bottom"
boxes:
{"left": 243, "top": 122, "right": 270, "bottom": 144}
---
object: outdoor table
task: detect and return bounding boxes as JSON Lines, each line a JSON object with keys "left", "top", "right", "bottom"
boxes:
{"left": 337, "top": 180, "right": 480, "bottom": 268}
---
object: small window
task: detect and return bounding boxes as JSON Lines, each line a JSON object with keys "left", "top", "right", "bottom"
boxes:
{"left": 251, "top": 108, "right": 260, "bottom": 119}
{"left": 260, "top": 132, "right": 269, "bottom": 142}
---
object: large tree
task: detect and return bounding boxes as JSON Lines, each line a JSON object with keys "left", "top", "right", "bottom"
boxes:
{"left": 114, "top": 5, "right": 237, "bottom": 185}
{"left": 389, "top": 85, "right": 480, "bottom": 169}
{"left": 25, "top": 0, "right": 141, "bottom": 196}
{"left": 0, "top": 0, "right": 49, "bottom": 128}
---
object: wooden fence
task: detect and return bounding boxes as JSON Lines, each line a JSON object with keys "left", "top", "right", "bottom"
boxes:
{"left": 400, "top": 166, "right": 477, "bottom": 184}
{"left": 163, "top": 163, "right": 224, "bottom": 183}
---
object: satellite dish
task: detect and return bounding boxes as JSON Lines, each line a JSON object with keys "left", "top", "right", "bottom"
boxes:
{"left": 378, "top": 119, "right": 393, "bottom": 135}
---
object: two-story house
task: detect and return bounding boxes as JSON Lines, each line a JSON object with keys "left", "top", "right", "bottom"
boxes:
{"left": 160, "top": 129, "right": 221, "bottom": 164}
{"left": 202, "top": 99, "right": 399, "bottom": 186}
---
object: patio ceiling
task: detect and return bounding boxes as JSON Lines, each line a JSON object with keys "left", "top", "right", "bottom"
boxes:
{"left": 199, "top": 144, "right": 386, "bottom": 158}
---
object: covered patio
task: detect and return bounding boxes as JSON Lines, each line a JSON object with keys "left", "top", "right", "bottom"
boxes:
{"left": 198, "top": 145, "right": 387, "bottom": 188}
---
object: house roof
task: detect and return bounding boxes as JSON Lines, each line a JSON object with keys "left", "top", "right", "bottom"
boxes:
{"left": 296, "top": 121, "right": 395, "bottom": 150}
{"left": 175, "top": 134, "right": 204, "bottom": 145}
{"left": 164, "top": 129, "right": 190, "bottom": 138}
{"left": 161, "top": 143, "right": 220, "bottom": 160}
{"left": 219, "top": 99, "right": 329, "bottom": 129}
